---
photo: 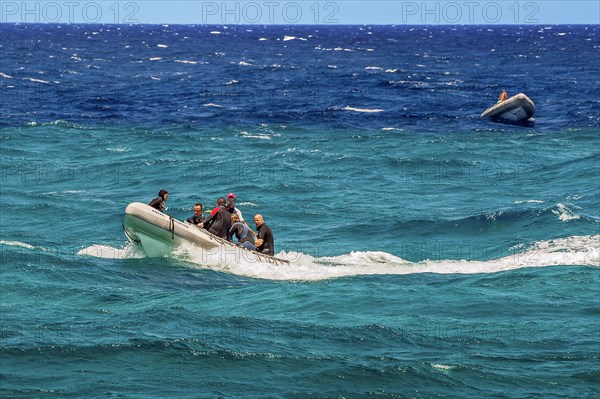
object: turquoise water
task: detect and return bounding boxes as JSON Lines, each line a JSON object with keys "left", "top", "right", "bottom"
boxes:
{"left": 1, "top": 24, "right": 599, "bottom": 397}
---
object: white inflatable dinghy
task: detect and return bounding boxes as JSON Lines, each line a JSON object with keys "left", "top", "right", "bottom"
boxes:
{"left": 123, "top": 202, "right": 288, "bottom": 265}
{"left": 481, "top": 93, "right": 535, "bottom": 122}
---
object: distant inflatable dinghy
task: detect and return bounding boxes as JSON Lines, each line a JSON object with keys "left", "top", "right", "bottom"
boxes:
{"left": 481, "top": 93, "right": 535, "bottom": 123}
{"left": 123, "top": 202, "right": 288, "bottom": 265}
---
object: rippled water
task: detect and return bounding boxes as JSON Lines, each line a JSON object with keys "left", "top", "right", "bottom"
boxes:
{"left": 1, "top": 24, "right": 599, "bottom": 398}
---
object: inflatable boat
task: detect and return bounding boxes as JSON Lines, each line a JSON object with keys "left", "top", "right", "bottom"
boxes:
{"left": 123, "top": 202, "right": 288, "bottom": 265}
{"left": 481, "top": 93, "right": 535, "bottom": 122}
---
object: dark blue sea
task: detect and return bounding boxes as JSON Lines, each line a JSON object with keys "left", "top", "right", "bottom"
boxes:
{"left": 1, "top": 24, "right": 599, "bottom": 398}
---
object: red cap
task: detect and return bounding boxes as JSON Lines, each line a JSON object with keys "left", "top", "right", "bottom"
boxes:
{"left": 227, "top": 193, "right": 236, "bottom": 199}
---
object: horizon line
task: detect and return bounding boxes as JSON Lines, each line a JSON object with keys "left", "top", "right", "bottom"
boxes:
{"left": 2, "top": 22, "right": 598, "bottom": 26}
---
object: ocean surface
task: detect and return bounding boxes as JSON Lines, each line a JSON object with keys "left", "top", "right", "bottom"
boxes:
{"left": 1, "top": 23, "right": 599, "bottom": 398}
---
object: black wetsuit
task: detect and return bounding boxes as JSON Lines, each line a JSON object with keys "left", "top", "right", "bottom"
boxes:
{"left": 186, "top": 215, "right": 204, "bottom": 224}
{"left": 148, "top": 197, "right": 166, "bottom": 212}
{"left": 203, "top": 206, "right": 231, "bottom": 239}
{"left": 256, "top": 223, "right": 274, "bottom": 256}
{"left": 228, "top": 222, "right": 255, "bottom": 245}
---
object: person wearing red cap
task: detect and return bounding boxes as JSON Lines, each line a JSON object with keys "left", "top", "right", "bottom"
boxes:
{"left": 226, "top": 193, "right": 245, "bottom": 223}
{"left": 226, "top": 193, "right": 257, "bottom": 238}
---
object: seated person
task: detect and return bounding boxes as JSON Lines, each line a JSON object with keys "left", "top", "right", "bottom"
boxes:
{"left": 228, "top": 214, "right": 255, "bottom": 249}
{"left": 253, "top": 214, "right": 274, "bottom": 256}
{"left": 200, "top": 197, "right": 231, "bottom": 239}
{"left": 226, "top": 193, "right": 245, "bottom": 221}
{"left": 148, "top": 189, "right": 168, "bottom": 212}
{"left": 186, "top": 203, "right": 204, "bottom": 225}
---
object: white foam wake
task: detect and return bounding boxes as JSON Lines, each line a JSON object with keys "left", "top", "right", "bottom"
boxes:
{"left": 0, "top": 240, "right": 36, "bottom": 250}
{"left": 1, "top": 240, "right": 145, "bottom": 260}
{"left": 77, "top": 244, "right": 145, "bottom": 259}
{"left": 168, "top": 235, "right": 599, "bottom": 281}
{"left": 8, "top": 235, "right": 597, "bottom": 281}
{"left": 342, "top": 106, "right": 384, "bottom": 113}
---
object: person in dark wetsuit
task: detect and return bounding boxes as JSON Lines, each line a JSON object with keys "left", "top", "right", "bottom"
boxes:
{"left": 186, "top": 203, "right": 204, "bottom": 225}
{"left": 200, "top": 197, "right": 231, "bottom": 239}
{"left": 228, "top": 214, "right": 255, "bottom": 249}
{"left": 148, "top": 189, "right": 168, "bottom": 212}
{"left": 253, "top": 214, "right": 274, "bottom": 256}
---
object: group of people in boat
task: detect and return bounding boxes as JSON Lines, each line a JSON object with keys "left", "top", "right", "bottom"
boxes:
{"left": 148, "top": 189, "right": 275, "bottom": 256}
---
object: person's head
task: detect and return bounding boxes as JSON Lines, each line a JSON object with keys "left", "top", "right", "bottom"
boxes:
{"left": 227, "top": 193, "right": 236, "bottom": 206}
{"left": 193, "top": 203, "right": 203, "bottom": 214}
{"left": 158, "top": 189, "right": 168, "bottom": 201}
{"left": 231, "top": 214, "right": 239, "bottom": 223}
{"left": 217, "top": 197, "right": 226, "bottom": 207}
{"left": 254, "top": 214, "right": 264, "bottom": 228}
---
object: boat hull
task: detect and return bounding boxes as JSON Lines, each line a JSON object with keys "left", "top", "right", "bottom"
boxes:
{"left": 481, "top": 93, "right": 535, "bottom": 122}
{"left": 123, "top": 202, "right": 288, "bottom": 265}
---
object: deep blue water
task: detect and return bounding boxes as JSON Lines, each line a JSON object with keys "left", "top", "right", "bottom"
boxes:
{"left": 0, "top": 24, "right": 599, "bottom": 398}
